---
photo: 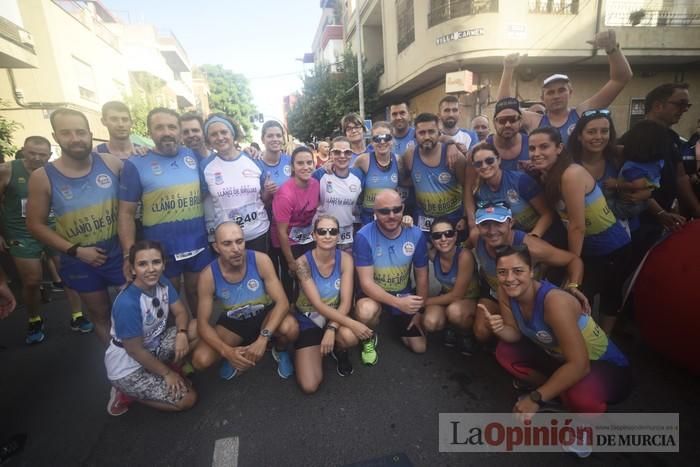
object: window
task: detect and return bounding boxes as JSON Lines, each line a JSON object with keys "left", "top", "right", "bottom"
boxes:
{"left": 528, "top": 0, "right": 579, "bottom": 14}
{"left": 428, "top": 0, "right": 498, "bottom": 28}
{"left": 72, "top": 56, "right": 97, "bottom": 102}
{"left": 397, "top": 0, "right": 415, "bottom": 53}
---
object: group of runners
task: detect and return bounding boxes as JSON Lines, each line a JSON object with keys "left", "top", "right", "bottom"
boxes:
{"left": 1, "top": 31, "right": 698, "bottom": 457}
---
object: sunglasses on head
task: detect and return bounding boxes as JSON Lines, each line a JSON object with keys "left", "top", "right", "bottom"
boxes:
{"left": 495, "top": 115, "right": 521, "bottom": 125}
{"left": 472, "top": 156, "right": 498, "bottom": 169}
{"left": 152, "top": 297, "right": 164, "bottom": 319}
{"left": 315, "top": 227, "right": 339, "bottom": 236}
{"left": 331, "top": 149, "right": 354, "bottom": 158}
{"left": 372, "top": 134, "right": 393, "bottom": 144}
{"left": 581, "top": 108, "right": 611, "bottom": 118}
{"left": 376, "top": 205, "right": 404, "bottom": 215}
{"left": 476, "top": 199, "right": 509, "bottom": 209}
{"left": 430, "top": 229, "right": 456, "bottom": 240}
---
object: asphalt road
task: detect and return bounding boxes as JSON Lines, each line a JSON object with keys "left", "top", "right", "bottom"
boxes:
{"left": 1, "top": 290, "right": 698, "bottom": 467}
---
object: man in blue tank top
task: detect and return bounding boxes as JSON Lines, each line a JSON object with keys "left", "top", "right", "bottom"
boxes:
{"left": 471, "top": 203, "right": 588, "bottom": 345}
{"left": 95, "top": 101, "right": 143, "bottom": 160}
{"left": 496, "top": 30, "right": 632, "bottom": 145}
{"left": 119, "top": 108, "right": 213, "bottom": 314}
{"left": 192, "top": 222, "right": 298, "bottom": 380}
{"left": 354, "top": 189, "right": 429, "bottom": 362}
{"left": 26, "top": 108, "right": 125, "bottom": 346}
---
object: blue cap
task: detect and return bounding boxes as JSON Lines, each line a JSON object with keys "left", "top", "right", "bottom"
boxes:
{"left": 475, "top": 205, "right": 512, "bottom": 224}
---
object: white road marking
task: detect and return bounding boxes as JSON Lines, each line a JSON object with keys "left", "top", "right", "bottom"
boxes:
{"left": 212, "top": 436, "right": 239, "bottom": 467}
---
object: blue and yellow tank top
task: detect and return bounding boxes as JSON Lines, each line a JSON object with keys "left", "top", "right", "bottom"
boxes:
{"left": 555, "top": 179, "right": 630, "bottom": 256}
{"left": 296, "top": 249, "right": 342, "bottom": 329}
{"left": 486, "top": 133, "right": 530, "bottom": 172}
{"left": 475, "top": 230, "right": 527, "bottom": 297}
{"left": 509, "top": 280, "right": 628, "bottom": 366}
{"left": 361, "top": 151, "right": 400, "bottom": 220}
{"left": 433, "top": 247, "right": 480, "bottom": 299}
{"left": 475, "top": 169, "right": 542, "bottom": 232}
{"left": 411, "top": 144, "right": 463, "bottom": 230}
{"left": 45, "top": 153, "right": 119, "bottom": 253}
{"left": 212, "top": 250, "right": 273, "bottom": 320}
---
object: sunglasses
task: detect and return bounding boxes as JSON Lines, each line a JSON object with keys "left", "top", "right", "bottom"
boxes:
{"left": 495, "top": 115, "right": 520, "bottom": 125}
{"left": 315, "top": 227, "right": 339, "bottom": 236}
{"left": 331, "top": 149, "right": 354, "bottom": 158}
{"left": 430, "top": 229, "right": 456, "bottom": 240}
{"left": 376, "top": 206, "right": 404, "bottom": 215}
{"left": 152, "top": 297, "right": 164, "bottom": 319}
{"left": 581, "top": 108, "right": 611, "bottom": 118}
{"left": 472, "top": 156, "right": 498, "bottom": 169}
{"left": 372, "top": 134, "right": 393, "bottom": 144}
{"left": 476, "top": 199, "right": 509, "bottom": 209}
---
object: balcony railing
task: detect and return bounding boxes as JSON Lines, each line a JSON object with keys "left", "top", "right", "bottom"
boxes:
{"left": 428, "top": 0, "right": 498, "bottom": 28}
{"left": 52, "top": 1, "right": 119, "bottom": 49}
{"left": 528, "top": 0, "right": 579, "bottom": 15}
{"left": 605, "top": 0, "right": 700, "bottom": 27}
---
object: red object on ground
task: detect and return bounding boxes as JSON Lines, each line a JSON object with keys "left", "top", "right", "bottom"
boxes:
{"left": 633, "top": 219, "right": 700, "bottom": 374}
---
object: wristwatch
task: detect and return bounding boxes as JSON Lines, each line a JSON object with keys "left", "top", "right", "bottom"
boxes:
{"left": 66, "top": 243, "right": 80, "bottom": 257}
{"left": 260, "top": 329, "right": 272, "bottom": 339}
{"left": 529, "top": 390, "right": 543, "bottom": 406}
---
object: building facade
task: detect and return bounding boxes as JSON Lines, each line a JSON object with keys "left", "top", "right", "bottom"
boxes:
{"left": 343, "top": 0, "right": 700, "bottom": 136}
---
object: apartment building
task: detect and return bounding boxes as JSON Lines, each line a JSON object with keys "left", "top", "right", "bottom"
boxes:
{"left": 343, "top": 0, "right": 700, "bottom": 136}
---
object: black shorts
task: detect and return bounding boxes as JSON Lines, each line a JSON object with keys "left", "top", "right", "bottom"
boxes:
{"left": 216, "top": 304, "right": 272, "bottom": 345}
{"left": 246, "top": 232, "right": 269, "bottom": 253}
{"left": 390, "top": 312, "right": 423, "bottom": 338}
{"left": 478, "top": 276, "right": 498, "bottom": 302}
{"left": 294, "top": 326, "right": 324, "bottom": 350}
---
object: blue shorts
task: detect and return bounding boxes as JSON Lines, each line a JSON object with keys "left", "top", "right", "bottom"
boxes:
{"left": 164, "top": 247, "right": 214, "bottom": 279}
{"left": 60, "top": 251, "right": 125, "bottom": 293}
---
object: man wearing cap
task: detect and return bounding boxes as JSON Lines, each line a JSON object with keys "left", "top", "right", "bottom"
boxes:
{"left": 496, "top": 30, "right": 632, "bottom": 144}
{"left": 118, "top": 107, "right": 212, "bottom": 313}
{"left": 471, "top": 202, "right": 587, "bottom": 344}
{"left": 486, "top": 98, "right": 531, "bottom": 172}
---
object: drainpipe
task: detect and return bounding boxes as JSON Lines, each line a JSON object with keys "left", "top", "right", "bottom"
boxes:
{"left": 3, "top": 69, "right": 93, "bottom": 112}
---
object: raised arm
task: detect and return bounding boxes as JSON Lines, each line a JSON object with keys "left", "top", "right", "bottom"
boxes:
{"left": 577, "top": 30, "right": 633, "bottom": 113}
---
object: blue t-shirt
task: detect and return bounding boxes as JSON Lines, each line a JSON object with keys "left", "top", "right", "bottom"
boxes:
{"left": 120, "top": 147, "right": 207, "bottom": 256}
{"left": 476, "top": 169, "right": 542, "bottom": 232}
{"left": 619, "top": 160, "right": 664, "bottom": 188}
{"left": 354, "top": 223, "right": 427, "bottom": 302}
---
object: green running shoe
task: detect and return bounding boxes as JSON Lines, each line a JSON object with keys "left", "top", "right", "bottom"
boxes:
{"left": 361, "top": 333, "right": 378, "bottom": 366}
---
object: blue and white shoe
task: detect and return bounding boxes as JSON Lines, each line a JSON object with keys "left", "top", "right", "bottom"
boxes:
{"left": 25, "top": 319, "right": 45, "bottom": 345}
{"left": 70, "top": 314, "right": 94, "bottom": 334}
{"left": 271, "top": 348, "right": 294, "bottom": 379}
{"left": 219, "top": 359, "right": 238, "bottom": 381}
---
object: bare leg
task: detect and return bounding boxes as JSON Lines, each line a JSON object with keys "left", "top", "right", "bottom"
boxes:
{"left": 294, "top": 346, "right": 323, "bottom": 394}
{"left": 79, "top": 289, "right": 112, "bottom": 346}
{"left": 12, "top": 257, "right": 42, "bottom": 320}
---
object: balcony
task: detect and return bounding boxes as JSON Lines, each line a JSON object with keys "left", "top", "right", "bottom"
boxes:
{"left": 52, "top": 1, "right": 119, "bottom": 49}
{"left": 158, "top": 30, "right": 190, "bottom": 73}
{"left": 428, "top": 0, "right": 498, "bottom": 28}
{"left": 0, "top": 15, "right": 38, "bottom": 68}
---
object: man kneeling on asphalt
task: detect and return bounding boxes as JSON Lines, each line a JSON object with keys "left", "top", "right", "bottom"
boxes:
{"left": 353, "top": 189, "right": 429, "bottom": 363}
{"left": 192, "top": 222, "right": 299, "bottom": 380}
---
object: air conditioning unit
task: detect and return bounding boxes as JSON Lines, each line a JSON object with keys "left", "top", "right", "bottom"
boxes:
{"left": 18, "top": 29, "right": 35, "bottom": 47}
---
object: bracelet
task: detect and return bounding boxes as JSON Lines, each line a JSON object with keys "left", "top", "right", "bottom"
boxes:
{"left": 66, "top": 243, "right": 80, "bottom": 257}
{"left": 123, "top": 253, "right": 130, "bottom": 260}
{"left": 655, "top": 209, "right": 666, "bottom": 216}
{"left": 325, "top": 325, "right": 338, "bottom": 332}
{"left": 566, "top": 283, "right": 580, "bottom": 290}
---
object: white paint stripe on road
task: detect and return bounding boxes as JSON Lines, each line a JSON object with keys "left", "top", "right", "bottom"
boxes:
{"left": 212, "top": 436, "right": 239, "bottom": 467}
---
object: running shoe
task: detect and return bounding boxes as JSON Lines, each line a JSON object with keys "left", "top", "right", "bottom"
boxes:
{"left": 459, "top": 334, "right": 478, "bottom": 356}
{"left": 51, "top": 281, "right": 65, "bottom": 293}
{"left": 0, "top": 433, "right": 27, "bottom": 464}
{"left": 219, "top": 359, "right": 238, "bottom": 381}
{"left": 70, "top": 314, "right": 94, "bottom": 334}
{"left": 331, "top": 349, "right": 354, "bottom": 376}
{"left": 107, "top": 387, "right": 131, "bottom": 416}
{"left": 271, "top": 348, "right": 294, "bottom": 379}
{"left": 25, "top": 319, "right": 45, "bottom": 345}
{"left": 443, "top": 328, "right": 458, "bottom": 348}
{"left": 360, "top": 333, "right": 378, "bottom": 366}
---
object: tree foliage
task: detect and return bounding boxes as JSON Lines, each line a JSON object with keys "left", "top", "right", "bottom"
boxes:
{"left": 287, "top": 49, "right": 383, "bottom": 143}
{"left": 125, "top": 72, "right": 167, "bottom": 137}
{"left": 0, "top": 100, "right": 21, "bottom": 161}
{"left": 197, "top": 64, "right": 257, "bottom": 141}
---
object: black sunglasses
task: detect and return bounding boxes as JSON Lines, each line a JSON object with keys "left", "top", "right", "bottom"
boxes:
{"left": 476, "top": 199, "right": 510, "bottom": 209}
{"left": 152, "top": 297, "right": 164, "bottom": 319}
{"left": 331, "top": 149, "right": 354, "bottom": 158}
{"left": 472, "top": 156, "right": 498, "bottom": 169}
{"left": 372, "top": 134, "right": 393, "bottom": 143}
{"left": 495, "top": 115, "right": 521, "bottom": 125}
{"left": 430, "top": 229, "right": 456, "bottom": 240}
{"left": 581, "top": 108, "right": 611, "bottom": 118}
{"left": 376, "top": 206, "right": 404, "bottom": 215}
{"left": 315, "top": 227, "right": 339, "bottom": 236}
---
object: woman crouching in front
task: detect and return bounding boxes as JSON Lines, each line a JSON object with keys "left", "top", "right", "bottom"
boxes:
{"left": 105, "top": 240, "right": 198, "bottom": 415}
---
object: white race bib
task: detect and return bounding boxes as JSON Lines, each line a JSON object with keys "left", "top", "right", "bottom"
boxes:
{"left": 338, "top": 225, "right": 354, "bottom": 244}
{"left": 229, "top": 203, "right": 262, "bottom": 229}
{"left": 289, "top": 225, "right": 313, "bottom": 244}
{"left": 173, "top": 247, "right": 205, "bottom": 262}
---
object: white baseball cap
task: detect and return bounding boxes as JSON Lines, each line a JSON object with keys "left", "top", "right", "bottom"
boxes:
{"left": 543, "top": 74, "right": 570, "bottom": 87}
